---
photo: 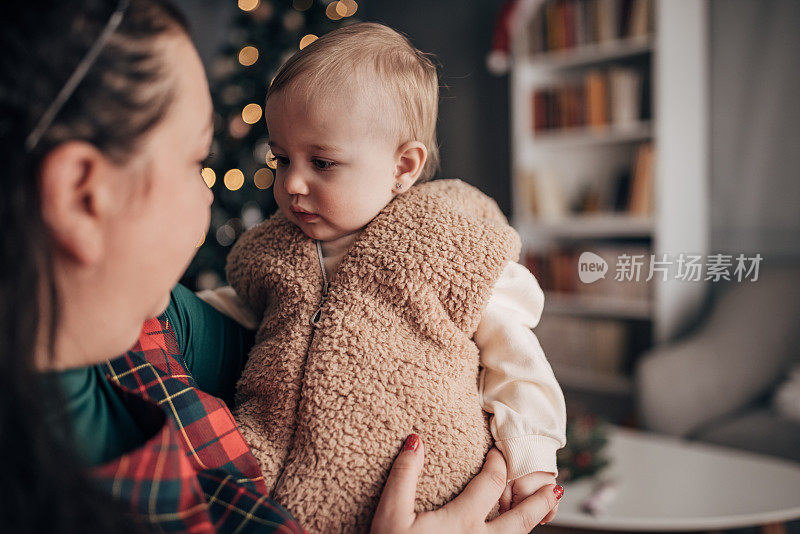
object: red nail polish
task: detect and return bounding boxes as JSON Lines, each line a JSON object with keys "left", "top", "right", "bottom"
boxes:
{"left": 403, "top": 434, "right": 420, "bottom": 452}
{"left": 553, "top": 485, "right": 564, "bottom": 500}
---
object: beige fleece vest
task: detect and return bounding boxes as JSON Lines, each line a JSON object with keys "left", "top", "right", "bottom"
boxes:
{"left": 226, "top": 179, "right": 521, "bottom": 533}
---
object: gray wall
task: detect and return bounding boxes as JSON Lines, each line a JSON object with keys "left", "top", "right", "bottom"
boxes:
{"left": 361, "top": 0, "right": 510, "bottom": 213}
{"left": 710, "top": 0, "right": 800, "bottom": 263}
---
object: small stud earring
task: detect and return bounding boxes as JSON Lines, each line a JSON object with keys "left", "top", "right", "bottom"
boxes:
{"left": 395, "top": 182, "right": 404, "bottom": 191}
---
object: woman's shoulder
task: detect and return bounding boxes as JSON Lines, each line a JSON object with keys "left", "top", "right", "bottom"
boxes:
{"left": 86, "top": 372, "right": 303, "bottom": 533}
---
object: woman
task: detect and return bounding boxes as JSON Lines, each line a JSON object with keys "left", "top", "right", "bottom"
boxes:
{"left": 0, "top": 0, "right": 562, "bottom": 532}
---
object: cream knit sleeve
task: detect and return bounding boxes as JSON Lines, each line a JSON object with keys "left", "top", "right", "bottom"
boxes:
{"left": 476, "top": 261, "right": 567, "bottom": 480}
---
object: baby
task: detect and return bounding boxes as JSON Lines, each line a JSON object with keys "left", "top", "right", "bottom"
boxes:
{"left": 218, "top": 22, "right": 567, "bottom": 533}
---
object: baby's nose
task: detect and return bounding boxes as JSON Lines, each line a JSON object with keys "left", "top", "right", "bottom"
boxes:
{"left": 282, "top": 169, "right": 310, "bottom": 195}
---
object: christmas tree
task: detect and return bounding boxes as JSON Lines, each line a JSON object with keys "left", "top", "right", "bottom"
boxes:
{"left": 181, "top": 0, "right": 360, "bottom": 291}
{"left": 556, "top": 410, "right": 611, "bottom": 484}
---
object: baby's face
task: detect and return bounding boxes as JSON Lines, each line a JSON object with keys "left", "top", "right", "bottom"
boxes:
{"left": 266, "top": 88, "right": 399, "bottom": 244}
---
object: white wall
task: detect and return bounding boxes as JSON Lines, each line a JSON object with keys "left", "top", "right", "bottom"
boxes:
{"left": 710, "top": 0, "right": 800, "bottom": 263}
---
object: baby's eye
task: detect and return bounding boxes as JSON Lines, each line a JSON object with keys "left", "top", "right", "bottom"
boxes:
{"left": 199, "top": 152, "right": 214, "bottom": 172}
{"left": 312, "top": 158, "right": 335, "bottom": 170}
{"left": 270, "top": 155, "right": 290, "bottom": 167}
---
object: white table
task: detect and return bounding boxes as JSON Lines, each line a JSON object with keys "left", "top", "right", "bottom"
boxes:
{"left": 550, "top": 426, "right": 800, "bottom": 532}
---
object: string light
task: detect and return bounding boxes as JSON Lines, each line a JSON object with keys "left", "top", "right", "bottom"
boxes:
{"left": 299, "top": 34, "right": 318, "bottom": 49}
{"left": 238, "top": 45, "right": 259, "bottom": 66}
{"left": 238, "top": 0, "right": 260, "bottom": 12}
{"left": 201, "top": 167, "right": 216, "bottom": 188}
{"left": 254, "top": 168, "right": 275, "bottom": 189}
{"left": 242, "top": 103, "right": 263, "bottom": 124}
{"left": 223, "top": 169, "right": 245, "bottom": 191}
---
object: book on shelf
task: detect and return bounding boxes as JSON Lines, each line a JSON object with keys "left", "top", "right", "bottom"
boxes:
{"left": 628, "top": 0, "right": 651, "bottom": 38}
{"left": 627, "top": 142, "right": 654, "bottom": 215}
{"left": 517, "top": 169, "right": 569, "bottom": 221}
{"left": 524, "top": 244, "right": 653, "bottom": 303}
{"left": 531, "top": 67, "right": 644, "bottom": 134}
{"left": 608, "top": 67, "right": 642, "bottom": 127}
{"left": 516, "top": 141, "right": 654, "bottom": 218}
{"left": 528, "top": 0, "right": 653, "bottom": 56}
{"left": 586, "top": 70, "right": 608, "bottom": 129}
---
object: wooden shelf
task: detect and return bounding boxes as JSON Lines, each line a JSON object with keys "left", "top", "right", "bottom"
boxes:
{"left": 550, "top": 363, "right": 634, "bottom": 396}
{"left": 516, "top": 214, "right": 654, "bottom": 240}
{"left": 545, "top": 292, "right": 653, "bottom": 320}
{"left": 527, "top": 121, "right": 653, "bottom": 148}
{"left": 523, "top": 37, "right": 654, "bottom": 70}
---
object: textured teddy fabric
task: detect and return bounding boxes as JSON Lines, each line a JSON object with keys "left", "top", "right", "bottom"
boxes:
{"left": 226, "top": 179, "right": 521, "bottom": 533}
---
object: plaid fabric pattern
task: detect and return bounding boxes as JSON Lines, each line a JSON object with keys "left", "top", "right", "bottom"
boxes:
{"left": 92, "top": 316, "right": 306, "bottom": 534}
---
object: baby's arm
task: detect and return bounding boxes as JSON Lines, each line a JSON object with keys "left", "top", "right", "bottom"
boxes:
{"left": 475, "top": 261, "right": 567, "bottom": 513}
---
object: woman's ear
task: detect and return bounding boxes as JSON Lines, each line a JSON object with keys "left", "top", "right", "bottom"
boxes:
{"left": 393, "top": 141, "right": 427, "bottom": 193}
{"left": 38, "top": 141, "right": 117, "bottom": 266}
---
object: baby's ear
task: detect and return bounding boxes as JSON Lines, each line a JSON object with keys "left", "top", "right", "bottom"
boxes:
{"left": 394, "top": 141, "right": 427, "bottom": 191}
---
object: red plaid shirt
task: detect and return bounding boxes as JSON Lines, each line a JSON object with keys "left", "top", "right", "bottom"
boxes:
{"left": 91, "top": 316, "right": 306, "bottom": 534}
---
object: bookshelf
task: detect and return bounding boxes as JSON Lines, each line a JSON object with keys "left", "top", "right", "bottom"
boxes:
{"left": 520, "top": 120, "right": 653, "bottom": 148}
{"left": 509, "top": 0, "right": 709, "bottom": 421}
{"left": 518, "top": 36, "right": 654, "bottom": 71}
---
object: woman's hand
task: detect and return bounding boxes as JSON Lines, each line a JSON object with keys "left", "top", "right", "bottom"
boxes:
{"left": 371, "top": 435, "right": 563, "bottom": 534}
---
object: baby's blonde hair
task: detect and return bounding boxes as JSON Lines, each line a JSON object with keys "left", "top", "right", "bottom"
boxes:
{"left": 267, "top": 22, "right": 440, "bottom": 182}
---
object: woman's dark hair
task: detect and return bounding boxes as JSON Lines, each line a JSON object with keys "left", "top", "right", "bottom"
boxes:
{"left": 0, "top": 1, "right": 189, "bottom": 532}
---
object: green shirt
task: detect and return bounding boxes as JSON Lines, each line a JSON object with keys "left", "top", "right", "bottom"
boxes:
{"left": 57, "top": 284, "right": 255, "bottom": 466}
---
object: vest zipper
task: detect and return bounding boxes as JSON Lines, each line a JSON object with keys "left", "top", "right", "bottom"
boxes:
{"left": 310, "top": 240, "right": 329, "bottom": 326}
{"left": 273, "top": 240, "right": 328, "bottom": 495}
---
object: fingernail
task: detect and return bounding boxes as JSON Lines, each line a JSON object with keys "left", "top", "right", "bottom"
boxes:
{"left": 403, "top": 434, "right": 420, "bottom": 452}
{"left": 553, "top": 485, "right": 564, "bottom": 500}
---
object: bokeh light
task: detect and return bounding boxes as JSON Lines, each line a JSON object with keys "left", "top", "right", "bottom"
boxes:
{"left": 238, "top": 45, "right": 259, "bottom": 66}
{"left": 292, "top": 0, "right": 312, "bottom": 11}
{"left": 341, "top": 0, "right": 358, "bottom": 17}
{"left": 228, "top": 115, "right": 250, "bottom": 138}
{"left": 283, "top": 10, "right": 304, "bottom": 32}
{"left": 223, "top": 169, "right": 245, "bottom": 191}
{"left": 242, "top": 201, "right": 264, "bottom": 229}
{"left": 266, "top": 148, "right": 277, "bottom": 168}
{"left": 242, "top": 103, "right": 263, "bottom": 124}
{"left": 254, "top": 168, "right": 275, "bottom": 189}
{"left": 216, "top": 225, "right": 236, "bottom": 247}
{"left": 299, "top": 34, "right": 318, "bottom": 50}
{"left": 238, "top": 0, "right": 260, "bottom": 12}
{"left": 253, "top": 138, "right": 269, "bottom": 163}
{"left": 201, "top": 167, "right": 216, "bottom": 188}
{"left": 326, "top": 2, "right": 343, "bottom": 20}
